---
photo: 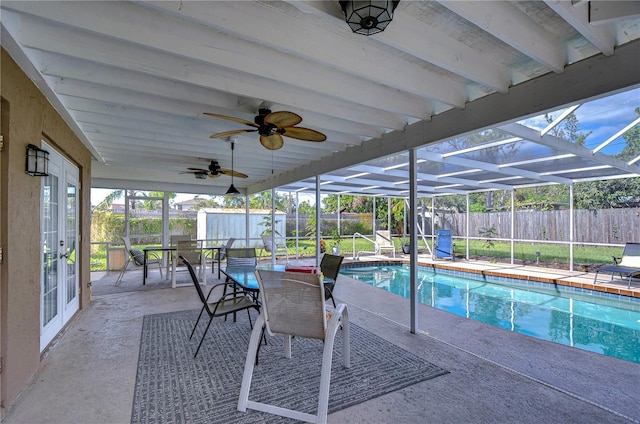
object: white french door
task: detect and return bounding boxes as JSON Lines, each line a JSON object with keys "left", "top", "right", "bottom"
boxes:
{"left": 40, "top": 142, "right": 79, "bottom": 351}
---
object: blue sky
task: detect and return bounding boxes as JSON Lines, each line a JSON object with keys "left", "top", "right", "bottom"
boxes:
{"left": 519, "top": 87, "right": 639, "bottom": 155}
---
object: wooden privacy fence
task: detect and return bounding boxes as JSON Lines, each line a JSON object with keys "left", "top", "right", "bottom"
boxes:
{"left": 440, "top": 208, "right": 640, "bottom": 243}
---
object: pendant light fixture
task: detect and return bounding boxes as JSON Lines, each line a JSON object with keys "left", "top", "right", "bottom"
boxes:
{"left": 339, "top": 1, "right": 400, "bottom": 36}
{"left": 225, "top": 138, "right": 241, "bottom": 196}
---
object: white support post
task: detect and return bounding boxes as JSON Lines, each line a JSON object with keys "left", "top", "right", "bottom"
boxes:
{"left": 162, "top": 192, "right": 169, "bottom": 247}
{"left": 466, "top": 194, "right": 470, "bottom": 260}
{"left": 316, "top": 175, "right": 321, "bottom": 266}
{"left": 245, "top": 195, "right": 250, "bottom": 248}
{"left": 295, "top": 191, "right": 300, "bottom": 259}
{"left": 409, "top": 148, "right": 418, "bottom": 334}
{"left": 372, "top": 196, "right": 376, "bottom": 236}
{"left": 569, "top": 184, "right": 574, "bottom": 271}
{"left": 510, "top": 190, "right": 515, "bottom": 265}
{"left": 387, "top": 197, "right": 392, "bottom": 235}
{"left": 337, "top": 195, "right": 341, "bottom": 235}
{"left": 271, "top": 188, "right": 276, "bottom": 265}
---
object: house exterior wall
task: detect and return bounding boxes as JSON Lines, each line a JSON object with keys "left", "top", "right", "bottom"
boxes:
{"left": 0, "top": 48, "right": 92, "bottom": 415}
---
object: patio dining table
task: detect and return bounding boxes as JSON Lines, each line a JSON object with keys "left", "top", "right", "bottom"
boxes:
{"left": 223, "top": 262, "right": 330, "bottom": 293}
{"left": 143, "top": 245, "right": 223, "bottom": 285}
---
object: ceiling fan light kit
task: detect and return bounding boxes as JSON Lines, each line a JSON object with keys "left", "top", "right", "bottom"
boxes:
{"left": 339, "top": 0, "right": 400, "bottom": 35}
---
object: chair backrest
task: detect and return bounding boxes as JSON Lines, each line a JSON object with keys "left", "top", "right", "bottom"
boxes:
{"left": 255, "top": 270, "right": 326, "bottom": 340}
{"left": 261, "top": 234, "right": 275, "bottom": 253}
{"left": 224, "top": 237, "right": 236, "bottom": 250}
{"left": 320, "top": 254, "right": 344, "bottom": 281}
{"left": 219, "top": 237, "right": 236, "bottom": 257}
{"left": 226, "top": 247, "right": 257, "bottom": 267}
{"left": 177, "top": 240, "right": 202, "bottom": 266}
{"left": 180, "top": 255, "right": 209, "bottom": 310}
{"left": 619, "top": 243, "right": 640, "bottom": 268}
{"left": 375, "top": 230, "right": 393, "bottom": 247}
{"left": 122, "top": 236, "right": 133, "bottom": 252}
{"left": 170, "top": 235, "right": 192, "bottom": 246}
{"left": 122, "top": 236, "right": 144, "bottom": 266}
{"left": 436, "top": 229, "right": 453, "bottom": 258}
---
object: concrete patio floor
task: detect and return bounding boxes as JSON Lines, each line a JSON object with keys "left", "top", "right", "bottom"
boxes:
{"left": 4, "top": 258, "right": 640, "bottom": 424}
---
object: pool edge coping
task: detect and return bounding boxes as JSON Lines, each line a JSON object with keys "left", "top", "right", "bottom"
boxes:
{"left": 341, "top": 258, "right": 640, "bottom": 302}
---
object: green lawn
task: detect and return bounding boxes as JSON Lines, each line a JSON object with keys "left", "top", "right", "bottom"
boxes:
{"left": 90, "top": 238, "right": 622, "bottom": 272}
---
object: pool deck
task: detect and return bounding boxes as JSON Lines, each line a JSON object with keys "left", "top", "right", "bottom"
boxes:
{"left": 346, "top": 253, "right": 640, "bottom": 300}
{"left": 4, "top": 257, "right": 639, "bottom": 424}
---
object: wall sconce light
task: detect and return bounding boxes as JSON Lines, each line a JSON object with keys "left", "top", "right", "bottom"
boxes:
{"left": 339, "top": 0, "right": 400, "bottom": 36}
{"left": 26, "top": 144, "right": 50, "bottom": 176}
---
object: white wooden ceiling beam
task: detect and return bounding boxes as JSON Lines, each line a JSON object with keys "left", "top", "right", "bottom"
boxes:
{"left": 279, "top": 1, "right": 515, "bottom": 93}
{"left": 589, "top": 1, "right": 640, "bottom": 25}
{"left": 5, "top": 1, "right": 433, "bottom": 120}
{"left": 543, "top": 0, "right": 615, "bottom": 55}
{"left": 439, "top": 0, "right": 566, "bottom": 73}
{"left": 50, "top": 74, "right": 384, "bottom": 141}
{"left": 39, "top": 52, "right": 407, "bottom": 133}
{"left": 368, "top": 10, "right": 514, "bottom": 93}
{"left": 143, "top": 0, "right": 467, "bottom": 108}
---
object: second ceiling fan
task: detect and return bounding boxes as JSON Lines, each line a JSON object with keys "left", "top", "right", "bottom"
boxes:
{"left": 183, "top": 159, "right": 248, "bottom": 180}
{"left": 205, "top": 108, "right": 326, "bottom": 150}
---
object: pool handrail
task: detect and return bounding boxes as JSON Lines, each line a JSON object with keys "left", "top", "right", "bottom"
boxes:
{"left": 352, "top": 232, "right": 378, "bottom": 260}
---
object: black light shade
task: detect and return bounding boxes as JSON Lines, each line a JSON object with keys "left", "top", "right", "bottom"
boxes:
{"left": 225, "top": 183, "right": 241, "bottom": 195}
{"left": 26, "top": 144, "right": 50, "bottom": 176}
{"left": 339, "top": 1, "right": 400, "bottom": 36}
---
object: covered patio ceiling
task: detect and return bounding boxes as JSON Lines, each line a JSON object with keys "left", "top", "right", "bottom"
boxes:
{"left": 2, "top": 1, "right": 639, "bottom": 197}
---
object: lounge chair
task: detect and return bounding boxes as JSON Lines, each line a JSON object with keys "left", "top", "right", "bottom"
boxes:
{"left": 434, "top": 229, "right": 453, "bottom": 260}
{"left": 375, "top": 230, "right": 396, "bottom": 258}
{"left": 593, "top": 243, "right": 640, "bottom": 288}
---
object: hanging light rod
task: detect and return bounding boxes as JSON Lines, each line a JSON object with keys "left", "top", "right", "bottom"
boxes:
{"left": 225, "top": 137, "right": 241, "bottom": 196}
{"left": 339, "top": 0, "right": 400, "bottom": 36}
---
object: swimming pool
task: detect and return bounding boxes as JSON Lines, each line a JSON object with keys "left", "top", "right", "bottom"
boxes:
{"left": 340, "top": 264, "right": 640, "bottom": 364}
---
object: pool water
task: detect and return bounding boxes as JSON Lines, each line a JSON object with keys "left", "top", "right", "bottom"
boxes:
{"left": 340, "top": 264, "right": 640, "bottom": 364}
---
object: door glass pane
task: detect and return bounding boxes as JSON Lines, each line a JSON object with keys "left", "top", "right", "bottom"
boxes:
{"left": 66, "top": 182, "right": 77, "bottom": 303}
{"left": 43, "top": 174, "right": 59, "bottom": 326}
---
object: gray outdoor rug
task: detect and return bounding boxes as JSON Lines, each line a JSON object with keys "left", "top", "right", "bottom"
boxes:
{"left": 132, "top": 309, "right": 448, "bottom": 424}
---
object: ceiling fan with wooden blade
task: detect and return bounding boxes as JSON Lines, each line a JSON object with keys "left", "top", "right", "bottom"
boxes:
{"left": 205, "top": 108, "right": 326, "bottom": 150}
{"left": 181, "top": 160, "right": 248, "bottom": 180}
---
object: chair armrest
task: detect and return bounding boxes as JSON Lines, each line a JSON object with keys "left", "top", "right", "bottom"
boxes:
{"left": 205, "top": 281, "right": 250, "bottom": 301}
{"left": 613, "top": 256, "right": 621, "bottom": 265}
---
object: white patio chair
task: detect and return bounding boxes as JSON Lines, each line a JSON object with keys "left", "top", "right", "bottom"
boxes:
{"left": 375, "top": 230, "right": 396, "bottom": 258}
{"left": 259, "top": 234, "right": 289, "bottom": 262}
{"left": 238, "top": 270, "right": 350, "bottom": 424}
